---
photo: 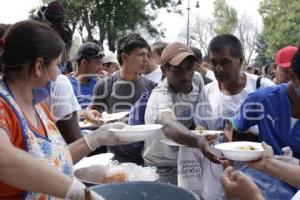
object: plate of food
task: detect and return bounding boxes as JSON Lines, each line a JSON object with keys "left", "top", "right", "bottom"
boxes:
{"left": 192, "top": 127, "right": 223, "bottom": 137}
{"left": 74, "top": 163, "right": 159, "bottom": 186}
{"left": 160, "top": 138, "right": 186, "bottom": 147}
{"left": 79, "top": 111, "right": 129, "bottom": 128}
{"left": 79, "top": 119, "right": 101, "bottom": 129}
{"left": 215, "top": 141, "right": 264, "bottom": 161}
{"left": 109, "top": 124, "right": 163, "bottom": 142}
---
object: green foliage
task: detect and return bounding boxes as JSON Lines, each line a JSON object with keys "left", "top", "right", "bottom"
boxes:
{"left": 259, "top": 0, "right": 300, "bottom": 58}
{"left": 41, "top": 0, "right": 178, "bottom": 51}
{"left": 212, "top": 0, "right": 238, "bottom": 34}
{"left": 253, "top": 31, "right": 271, "bottom": 68}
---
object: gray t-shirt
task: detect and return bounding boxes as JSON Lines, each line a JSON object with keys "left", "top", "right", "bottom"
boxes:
{"left": 91, "top": 71, "right": 156, "bottom": 113}
{"left": 91, "top": 71, "right": 156, "bottom": 164}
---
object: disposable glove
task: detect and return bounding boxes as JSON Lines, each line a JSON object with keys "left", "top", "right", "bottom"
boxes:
{"left": 84, "top": 122, "right": 128, "bottom": 151}
{"left": 274, "top": 146, "right": 299, "bottom": 165}
{"left": 64, "top": 178, "right": 105, "bottom": 200}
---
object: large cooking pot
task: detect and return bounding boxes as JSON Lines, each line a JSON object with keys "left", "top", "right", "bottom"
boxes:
{"left": 91, "top": 181, "right": 199, "bottom": 200}
{"left": 74, "top": 164, "right": 159, "bottom": 187}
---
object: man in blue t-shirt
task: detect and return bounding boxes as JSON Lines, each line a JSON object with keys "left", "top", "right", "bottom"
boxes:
{"left": 69, "top": 42, "right": 104, "bottom": 109}
{"left": 232, "top": 47, "right": 300, "bottom": 199}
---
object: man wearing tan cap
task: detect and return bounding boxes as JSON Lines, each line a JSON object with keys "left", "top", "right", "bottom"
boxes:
{"left": 160, "top": 35, "right": 273, "bottom": 199}
{"left": 143, "top": 42, "right": 205, "bottom": 184}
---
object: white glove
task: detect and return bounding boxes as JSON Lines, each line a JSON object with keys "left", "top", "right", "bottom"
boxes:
{"left": 274, "top": 146, "right": 299, "bottom": 165}
{"left": 64, "top": 178, "right": 105, "bottom": 200}
{"left": 84, "top": 122, "right": 128, "bottom": 151}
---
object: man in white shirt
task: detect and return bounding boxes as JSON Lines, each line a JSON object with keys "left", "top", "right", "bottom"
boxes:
{"left": 165, "top": 34, "right": 273, "bottom": 199}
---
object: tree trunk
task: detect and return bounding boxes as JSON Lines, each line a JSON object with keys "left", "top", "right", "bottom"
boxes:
{"left": 83, "top": 4, "right": 94, "bottom": 42}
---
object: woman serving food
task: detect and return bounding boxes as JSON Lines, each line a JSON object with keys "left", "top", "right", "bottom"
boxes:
{"left": 0, "top": 20, "right": 128, "bottom": 200}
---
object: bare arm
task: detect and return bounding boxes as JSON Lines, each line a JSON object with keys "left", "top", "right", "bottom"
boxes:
{"left": 263, "top": 159, "right": 300, "bottom": 188}
{"left": 158, "top": 112, "right": 203, "bottom": 148}
{"left": 247, "top": 143, "right": 300, "bottom": 188}
{"left": 158, "top": 112, "right": 227, "bottom": 164}
{"left": 56, "top": 111, "right": 82, "bottom": 144}
{"left": 0, "top": 128, "right": 72, "bottom": 198}
{"left": 221, "top": 166, "right": 264, "bottom": 200}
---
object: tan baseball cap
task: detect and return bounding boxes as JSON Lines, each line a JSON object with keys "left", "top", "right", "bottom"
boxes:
{"left": 161, "top": 42, "right": 197, "bottom": 66}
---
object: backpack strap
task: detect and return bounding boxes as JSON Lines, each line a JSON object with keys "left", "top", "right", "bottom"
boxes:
{"left": 256, "top": 76, "right": 262, "bottom": 89}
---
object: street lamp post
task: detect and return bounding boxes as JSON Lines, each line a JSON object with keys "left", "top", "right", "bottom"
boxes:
{"left": 178, "top": 0, "right": 200, "bottom": 47}
{"left": 187, "top": 0, "right": 191, "bottom": 47}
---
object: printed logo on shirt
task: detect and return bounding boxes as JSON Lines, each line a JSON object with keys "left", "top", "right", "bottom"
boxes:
{"left": 266, "top": 114, "right": 279, "bottom": 127}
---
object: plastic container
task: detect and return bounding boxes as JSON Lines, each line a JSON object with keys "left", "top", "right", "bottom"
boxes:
{"left": 91, "top": 181, "right": 199, "bottom": 200}
{"left": 74, "top": 164, "right": 159, "bottom": 187}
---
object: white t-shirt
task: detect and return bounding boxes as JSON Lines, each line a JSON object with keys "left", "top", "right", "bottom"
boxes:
{"left": 143, "top": 73, "right": 204, "bottom": 166}
{"left": 291, "top": 190, "right": 300, "bottom": 200}
{"left": 143, "top": 66, "right": 163, "bottom": 84}
{"left": 195, "top": 72, "right": 274, "bottom": 130}
{"left": 291, "top": 117, "right": 298, "bottom": 129}
{"left": 44, "top": 74, "right": 81, "bottom": 121}
{"left": 205, "top": 69, "right": 216, "bottom": 81}
{"left": 178, "top": 73, "right": 274, "bottom": 199}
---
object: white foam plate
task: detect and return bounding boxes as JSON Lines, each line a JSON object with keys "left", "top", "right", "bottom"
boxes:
{"left": 191, "top": 130, "right": 223, "bottom": 137}
{"left": 109, "top": 124, "right": 163, "bottom": 142}
{"left": 99, "top": 111, "right": 129, "bottom": 122}
{"left": 215, "top": 141, "right": 264, "bottom": 161}
{"left": 160, "top": 138, "right": 186, "bottom": 147}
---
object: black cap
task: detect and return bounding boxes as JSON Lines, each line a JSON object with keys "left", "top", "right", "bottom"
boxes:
{"left": 70, "top": 42, "right": 104, "bottom": 61}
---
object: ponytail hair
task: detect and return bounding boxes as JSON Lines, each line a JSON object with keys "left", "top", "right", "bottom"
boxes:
{"left": 33, "top": 1, "right": 73, "bottom": 52}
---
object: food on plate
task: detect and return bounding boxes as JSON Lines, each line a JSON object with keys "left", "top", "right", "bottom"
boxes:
{"left": 238, "top": 145, "right": 257, "bottom": 151}
{"left": 83, "top": 119, "right": 91, "bottom": 124}
{"left": 103, "top": 169, "right": 128, "bottom": 183}
{"left": 82, "top": 116, "right": 101, "bottom": 125}
{"left": 194, "top": 127, "right": 205, "bottom": 134}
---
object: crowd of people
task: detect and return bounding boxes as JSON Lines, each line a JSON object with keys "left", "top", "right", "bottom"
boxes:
{"left": 0, "top": 1, "right": 300, "bottom": 200}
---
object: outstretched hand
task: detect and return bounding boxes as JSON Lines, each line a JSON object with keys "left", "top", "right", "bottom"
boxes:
{"left": 84, "top": 109, "right": 102, "bottom": 125}
{"left": 246, "top": 142, "right": 274, "bottom": 171}
{"left": 200, "top": 138, "right": 229, "bottom": 165}
{"left": 221, "top": 166, "right": 264, "bottom": 200}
